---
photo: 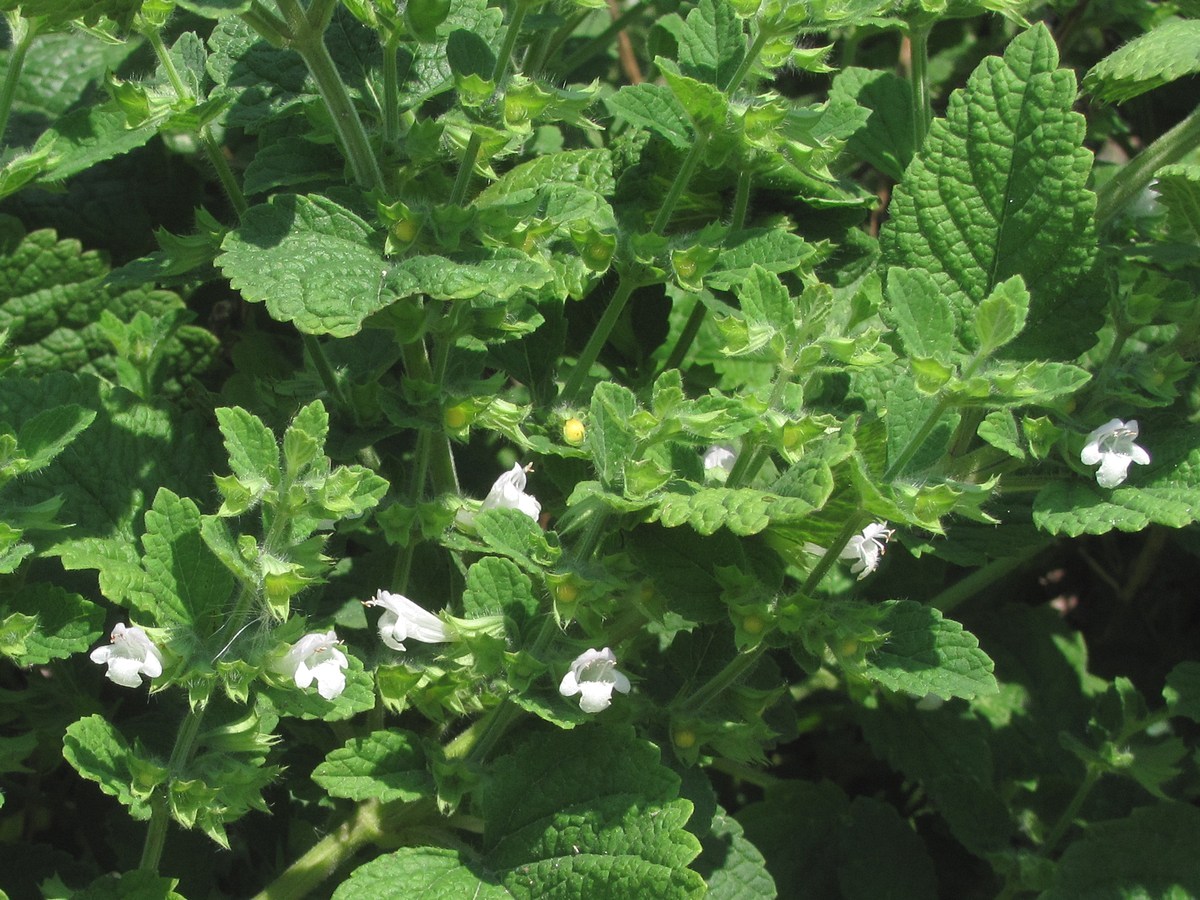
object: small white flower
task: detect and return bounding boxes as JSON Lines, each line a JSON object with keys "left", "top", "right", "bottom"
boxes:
{"left": 274, "top": 630, "right": 348, "bottom": 700}
{"left": 363, "top": 589, "right": 452, "bottom": 651}
{"left": 1081, "top": 418, "right": 1150, "bottom": 489}
{"left": 90, "top": 623, "right": 164, "bottom": 688}
{"left": 841, "top": 522, "right": 894, "bottom": 580}
{"left": 482, "top": 462, "right": 541, "bottom": 520}
{"left": 559, "top": 647, "right": 631, "bottom": 713}
{"left": 703, "top": 444, "right": 737, "bottom": 475}
{"left": 459, "top": 463, "right": 541, "bottom": 526}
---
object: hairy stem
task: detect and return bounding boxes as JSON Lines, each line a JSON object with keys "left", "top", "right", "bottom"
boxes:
{"left": 275, "top": 0, "right": 384, "bottom": 193}
{"left": 1096, "top": 102, "right": 1200, "bottom": 229}
{"left": 0, "top": 16, "right": 37, "bottom": 145}
{"left": 907, "top": 23, "right": 933, "bottom": 151}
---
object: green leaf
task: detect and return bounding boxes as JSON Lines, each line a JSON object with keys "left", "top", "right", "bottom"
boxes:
{"left": 661, "top": 66, "right": 729, "bottom": 133}
{"left": 881, "top": 24, "right": 1100, "bottom": 360}
{"left": 482, "top": 727, "right": 706, "bottom": 898}
{"left": 605, "top": 84, "right": 694, "bottom": 149}
{"left": 589, "top": 381, "right": 640, "bottom": 489}
{"left": 312, "top": 731, "right": 433, "bottom": 803}
{"left": 131, "top": 489, "right": 235, "bottom": 632}
{"left": 472, "top": 508, "right": 561, "bottom": 574}
{"left": 218, "top": 194, "right": 389, "bottom": 337}
{"left": 333, "top": 847, "right": 509, "bottom": 900}
{"left": 704, "top": 227, "right": 817, "bottom": 291}
{"left": 263, "top": 654, "right": 376, "bottom": 721}
{"left": 215, "top": 406, "right": 281, "bottom": 495}
{"left": 386, "top": 251, "right": 553, "bottom": 303}
{"left": 737, "top": 781, "right": 849, "bottom": 897}
{"left": 462, "top": 556, "right": 538, "bottom": 630}
{"left": 654, "top": 487, "right": 826, "bottom": 536}
{"left": 739, "top": 264, "right": 792, "bottom": 337}
{"left": 1034, "top": 421, "right": 1200, "bottom": 535}
{"left": 829, "top": 67, "right": 915, "bottom": 181}
{"left": 863, "top": 600, "right": 998, "bottom": 700}
{"left": 836, "top": 798, "right": 937, "bottom": 900}
{"left": 1083, "top": 21, "right": 1200, "bottom": 103}
{"left": 177, "top": 0, "right": 252, "bottom": 17}
{"left": 1155, "top": 163, "right": 1200, "bottom": 242}
{"left": 1163, "top": 661, "right": 1200, "bottom": 723}
{"left": 476, "top": 149, "right": 615, "bottom": 205}
{"left": 972, "top": 275, "right": 1029, "bottom": 356}
{"left": 74, "top": 870, "right": 185, "bottom": 900}
{"left": 17, "top": 404, "right": 96, "bottom": 472}
{"left": 0, "top": 0, "right": 140, "bottom": 29}
{"left": 676, "top": 0, "right": 745, "bottom": 87}
{"left": 1042, "top": 803, "right": 1200, "bottom": 899}
{"left": 883, "top": 267, "right": 956, "bottom": 360}
{"left": 0, "top": 228, "right": 218, "bottom": 391}
{"left": 1, "top": 583, "right": 104, "bottom": 666}
{"left": 243, "top": 137, "right": 344, "bottom": 197}
{"left": 62, "top": 715, "right": 162, "bottom": 820}
{"left": 691, "top": 802, "right": 776, "bottom": 900}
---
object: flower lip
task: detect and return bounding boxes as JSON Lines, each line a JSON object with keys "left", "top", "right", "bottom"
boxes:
{"left": 559, "top": 647, "right": 631, "bottom": 713}
{"left": 363, "top": 589, "right": 452, "bottom": 651}
{"left": 275, "top": 629, "right": 349, "bottom": 700}
{"left": 90, "top": 623, "right": 164, "bottom": 688}
{"left": 458, "top": 462, "right": 541, "bottom": 526}
{"left": 703, "top": 444, "right": 737, "bottom": 475}
{"left": 1080, "top": 418, "right": 1150, "bottom": 489}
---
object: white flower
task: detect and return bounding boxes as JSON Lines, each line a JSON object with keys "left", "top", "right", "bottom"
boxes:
{"left": 1081, "top": 418, "right": 1150, "bottom": 489}
{"left": 703, "top": 444, "right": 737, "bottom": 475}
{"left": 559, "top": 647, "right": 631, "bottom": 713}
{"left": 363, "top": 589, "right": 452, "bottom": 651}
{"left": 840, "top": 522, "right": 894, "bottom": 580}
{"left": 482, "top": 463, "right": 541, "bottom": 520}
{"left": 274, "top": 630, "right": 348, "bottom": 700}
{"left": 89, "top": 623, "right": 164, "bottom": 688}
{"left": 459, "top": 463, "right": 541, "bottom": 526}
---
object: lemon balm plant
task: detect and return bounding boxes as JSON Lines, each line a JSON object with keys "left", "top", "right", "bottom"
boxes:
{"left": 1, "top": 0, "right": 1200, "bottom": 896}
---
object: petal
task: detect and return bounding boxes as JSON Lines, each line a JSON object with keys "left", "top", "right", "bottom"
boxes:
{"left": 1096, "top": 454, "right": 1132, "bottom": 488}
{"left": 106, "top": 656, "right": 146, "bottom": 688}
{"left": 517, "top": 493, "right": 542, "bottom": 521}
{"left": 559, "top": 671, "right": 581, "bottom": 697}
{"left": 1130, "top": 444, "right": 1151, "bottom": 466}
{"left": 140, "top": 653, "right": 163, "bottom": 679}
{"left": 612, "top": 671, "right": 632, "bottom": 694}
{"left": 577, "top": 681, "right": 614, "bottom": 713}
{"left": 293, "top": 663, "right": 315, "bottom": 690}
{"left": 1080, "top": 441, "right": 1102, "bottom": 465}
{"left": 315, "top": 664, "right": 346, "bottom": 700}
{"left": 379, "top": 627, "right": 408, "bottom": 652}
{"left": 90, "top": 646, "right": 113, "bottom": 664}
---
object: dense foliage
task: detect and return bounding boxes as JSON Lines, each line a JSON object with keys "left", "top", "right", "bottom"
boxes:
{"left": 1, "top": 0, "right": 1199, "bottom": 896}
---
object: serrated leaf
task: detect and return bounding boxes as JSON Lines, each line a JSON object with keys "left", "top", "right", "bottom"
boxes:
{"left": 883, "top": 267, "right": 956, "bottom": 360}
{"left": 704, "top": 227, "right": 816, "bottom": 291}
{"left": 1, "top": 583, "right": 104, "bottom": 666}
{"left": 836, "top": 798, "right": 937, "bottom": 900}
{"left": 131, "top": 488, "right": 235, "bottom": 632}
{"left": 74, "top": 869, "right": 185, "bottom": 900}
{"left": 829, "top": 67, "right": 915, "bottom": 181}
{"left": 463, "top": 557, "right": 538, "bottom": 631}
{"left": 739, "top": 264, "right": 792, "bottom": 336}
{"left": 1033, "top": 421, "right": 1200, "bottom": 535}
{"left": 692, "top": 803, "right": 776, "bottom": 900}
{"left": 17, "top": 404, "right": 96, "bottom": 472}
{"left": 677, "top": 0, "right": 745, "bottom": 87}
{"left": 386, "top": 251, "right": 553, "bottom": 303}
{"left": 243, "top": 137, "right": 344, "bottom": 197}
{"left": 62, "top": 715, "right": 160, "bottom": 820}
{"left": 263, "top": 655, "right": 375, "bottom": 721}
{"left": 1164, "top": 661, "right": 1200, "bottom": 723}
{"left": 1083, "top": 21, "right": 1200, "bottom": 104}
{"left": 605, "top": 84, "right": 694, "bottom": 150}
{"left": 0, "top": 0, "right": 140, "bottom": 29}
{"left": 0, "top": 228, "right": 218, "bottom": 391}
{"left": 1042, "top": 803, "right": 1200, "bottom": 899}
{"left": 475, "top": 149, "right": 615, "bottom": 205}
{"left": 661, "top": 66, "right": 729, "bottom": 133}
{"left": 589, "top": 381, "right": 640, "bottom": 489}
{"left": 863, "top": 600, "right": 998, "bottom": 700}
{"left": 881, "top": 24, "right": 1100, "bottom": 360}
{"left": 472, "top": 508, "right": 561, "bottom": 573}
{"left": 973, "top": 275, "right": 1029, "bottom": 355}
{"left": 218, "top": 194, "right": 390, "bottom": 337}
{"left": 654, "top": 487, "right": 826, "bottom": 537}
{"left": 333, "top": 847, "right": 509, "bottom": 900}
{"left": 215, "top": 406, "right": 281, "bottom": 492}
{"left": 481, "top": 727, "right": 705, "bottom": 898}
{"left": 1155, "top": 163, "right": 1200, "bottom": 242}
{"left": 313, "top": 731, "right": 433, "bottom": 803}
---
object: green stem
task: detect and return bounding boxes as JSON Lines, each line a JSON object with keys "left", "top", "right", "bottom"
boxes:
{"left": 907, "top": 22, "right": 933, "bottom": 151}
{"left": 140, "top": 706, "right": 208, "bottom": 872}
{"left": 0, "top": 16, "right": 37, "bottom": 145}
{"left": 660, "top": 168, "right": 752, "bottom": 374}
{"left": 382, "top": 35, "right": 402, "bottom": 153}
{"left": 650, "top": 130, "right": 710, "bottom": 235}
{"left": 399, "top": 337, "right": 459, "bottom": 494}
{"left": 927, "top": 542, "right": 1046, "bottom": 613}
{"left": 242, "top": 2, "right": 293, "bottom": 45}
{"left": 800, "top": 513, "right": 871, "bottom": 596}
{"left": 275, "top": 0, "right": 384, "bottom": 193}
{"left": 449, "top": 0, "right": 531, "bottom": 205}
{"left": 303, "top": 334, "right": 348, "bottom": 410}
{"left": 725, "top": 368, "right": 791, "bottom": 488}
{"left": 721, "top": 25, "right": 770, "bottom": 94}
{"left": 253, "top": 798, "right": 385, "bottom": 899}
{"left": 884, "top": 395, "right": 952, "bottom": 480}
{"left": 1041, "top": 765, "right": 1102, "bottom": 856}
{"left": 556, "top": 3, "right": 646, "bottom": 76}
{"left": 559, "top": 276, "right": 637, "bottom": 404}
{"left": 677, "top": 644, "right": 765, "bottom": 712}
{"left": 1096, "top": 103, "right": 1200, "bottom": 229}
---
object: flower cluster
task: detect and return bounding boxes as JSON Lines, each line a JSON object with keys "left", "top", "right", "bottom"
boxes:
{"left": 1081, "top": 418, "right": 1150, "bottom": 488}
{"left": 90, "top": 623, "right": 163, "bottom": 688}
